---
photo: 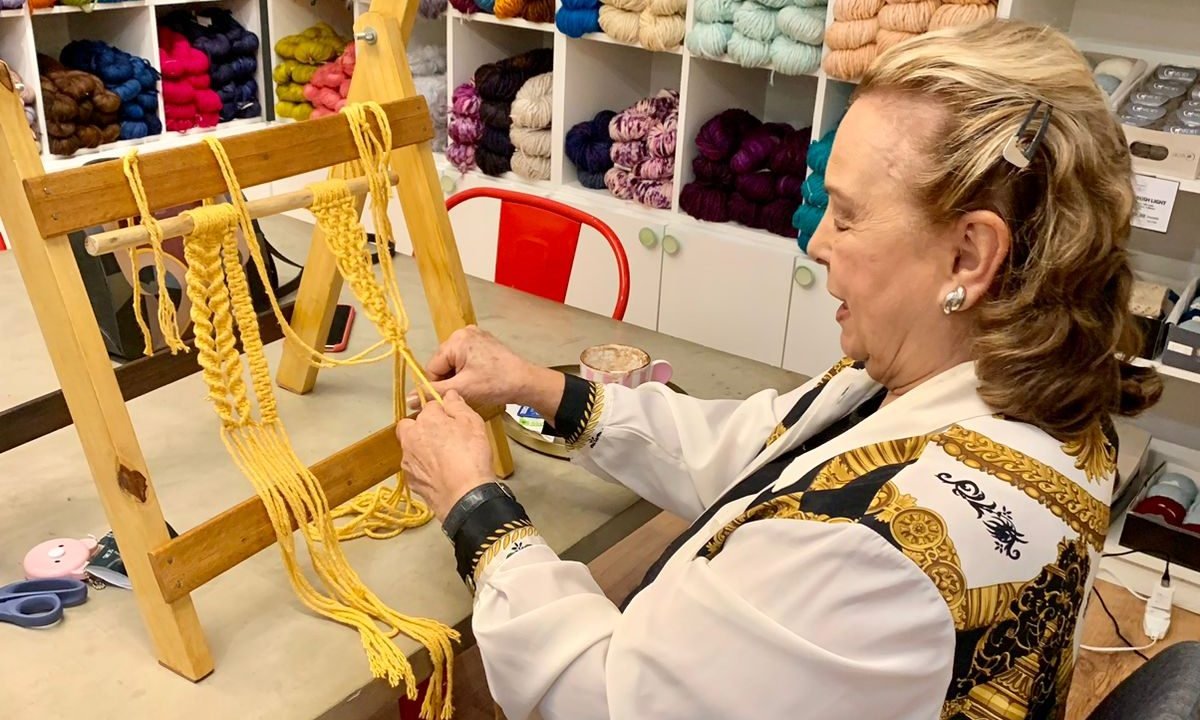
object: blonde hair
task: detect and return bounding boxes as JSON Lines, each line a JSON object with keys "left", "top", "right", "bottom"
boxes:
{"left": 856, "top": 20, "right": 1161, "bottom": 441}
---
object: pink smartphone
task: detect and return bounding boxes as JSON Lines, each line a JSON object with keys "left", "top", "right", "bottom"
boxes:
{"left": 325, "top": 305, "right": 355, "bottom": 352}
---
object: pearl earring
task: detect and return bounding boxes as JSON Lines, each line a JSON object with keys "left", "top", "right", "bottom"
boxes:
{"left": 942, "top": 286, "right": 966, "bottom": 314}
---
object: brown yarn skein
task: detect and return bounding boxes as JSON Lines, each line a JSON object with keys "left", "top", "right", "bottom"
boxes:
{"left": 825, "top": 17, "right": 879, "bottom": 50}
{"left": 822, "top": 44, "right": 877, "bottom": 81}
{"left": 876, "top": 28, "right": 918, "bottom": 53}
{"left": 38, "top": 55, "right": 122, "bottom": 157}
{"left": 835, "top": 0, "right": 883, "bottom": 20}
{"left": 928, "top": 1, "right": 994, "bottom": 30}
{"left": 877, "top": 0, "right": 939, "bottom": 32}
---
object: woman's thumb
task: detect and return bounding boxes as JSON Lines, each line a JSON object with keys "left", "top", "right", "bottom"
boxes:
{"left": 407, "top": 377, "right": 458, "bottom": 411}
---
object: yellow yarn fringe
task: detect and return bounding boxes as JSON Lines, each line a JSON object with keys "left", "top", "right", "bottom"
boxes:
{"left": 122, "top": 152, "right": 190, "bottom": 356}
{"left": 119, "top": 101, "right": 459, "bottom": 720}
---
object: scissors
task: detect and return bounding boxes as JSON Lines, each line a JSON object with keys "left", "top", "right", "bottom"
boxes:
{"left": 0, "top": 578, "right": 89, "bottom": 629}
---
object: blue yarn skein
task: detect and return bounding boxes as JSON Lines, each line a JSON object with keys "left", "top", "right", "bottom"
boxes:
{"left": 565, "top": 109, "right": 616, "bottom": 187}
{"left": 476, "top": 0, "right": 496, "bottom": 13}
{"left": 556, "top": 7, "right": 602, "bottom": 37}
{"left": 686, "top": 23, "right": 734, "bottom": 58}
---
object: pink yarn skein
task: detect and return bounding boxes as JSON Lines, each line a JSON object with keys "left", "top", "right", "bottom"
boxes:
{"left": 159, "top": 27, "right": 221, "bottom": 131}
{"left": 305, "top": 43, "right": 355, "bottom": 119}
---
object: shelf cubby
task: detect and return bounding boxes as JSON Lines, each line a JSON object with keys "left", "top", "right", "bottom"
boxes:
{"left": 556, "top": 35, "right": 682, "bottom": 198}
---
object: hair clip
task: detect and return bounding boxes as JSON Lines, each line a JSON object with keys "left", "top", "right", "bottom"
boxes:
{"left": 1002, "top": 100, "right": 1053, "bottom": 169}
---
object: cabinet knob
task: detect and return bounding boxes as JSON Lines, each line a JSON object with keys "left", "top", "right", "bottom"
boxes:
{"left": 794, "top": 265, "right": 815, "bottom": 288}
{"left": 638, "top": 227, "right": 659, "bottom": 248}
{"left": 662, "top": 234, "right": 680, "bottom": 256}
{"left": 440, "top": 173, "right": 457, "bottom": 195}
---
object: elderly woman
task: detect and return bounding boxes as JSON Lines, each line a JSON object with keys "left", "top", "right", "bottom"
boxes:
{"left": 397, "top": 19, "right": 1162, "bottom": 720}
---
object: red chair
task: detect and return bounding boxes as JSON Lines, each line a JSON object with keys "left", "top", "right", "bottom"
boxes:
{"left": 445, "top": 187, "right": 631, "bottom": 321}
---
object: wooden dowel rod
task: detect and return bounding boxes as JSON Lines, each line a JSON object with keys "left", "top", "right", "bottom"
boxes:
{"left": 85, "top": 172, "right": 399, "bottom": 256}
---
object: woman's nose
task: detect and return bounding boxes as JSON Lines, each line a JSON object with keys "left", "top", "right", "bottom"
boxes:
{"left": 805, "top": 214, "right": 832, "bottom": 266}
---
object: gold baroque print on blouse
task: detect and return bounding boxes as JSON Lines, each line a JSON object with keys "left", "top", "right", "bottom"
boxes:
{"left": 764, "top": 357, "right": 858, "bottom": 448}
{"left": 701, "top": 492, "right": 861, "bottom": 558}
{"left": 931, "top": 425, "right": 1109, "bottom": 551}
{"left": 866, "top": 481, "right": 917, "bottom": 523}
{"left": 944, "top": 537, "right": 1092, "bottom": 720}
{"left": 808, "top": 436, "right": 931, "bottom": 492}
{"left": 1061, "top": 421, "right": 1117, "bottom": 485}
{"left": 886, "top": 507, "right": 968, "bottom": 629}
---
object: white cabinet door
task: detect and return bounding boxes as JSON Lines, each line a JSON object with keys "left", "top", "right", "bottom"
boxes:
{"left": 562, "top": 197, "right": 665, "bottom": 331}
{"left": 657, "top": 225, "right": 797, "bottom": 366}
{"left": 782, "top": 257, "right": 845, "bottom": 378}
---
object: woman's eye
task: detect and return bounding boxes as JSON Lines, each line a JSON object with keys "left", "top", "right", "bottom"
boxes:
{"left": 833, "top": 220, "right": 849, "bottom": 232}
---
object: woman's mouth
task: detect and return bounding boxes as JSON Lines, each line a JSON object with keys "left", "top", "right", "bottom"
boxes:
{"left": 836, "top": 302, "right": 850, "bottom": 322}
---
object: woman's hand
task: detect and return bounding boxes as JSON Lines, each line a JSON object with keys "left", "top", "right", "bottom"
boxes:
{"left": 409, "top": 325, "right": 565, "bottom": 420}
{"left": 396, "top": 391, "right": 494, "bottom": 521}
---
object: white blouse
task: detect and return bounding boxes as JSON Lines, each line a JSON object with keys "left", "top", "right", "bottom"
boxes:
{"left": 471, "top": 362, "right": 1108, "bottom": 720}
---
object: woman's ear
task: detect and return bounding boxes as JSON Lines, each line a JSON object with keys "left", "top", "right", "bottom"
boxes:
{"left": 952, "top": 209, "right": 1011, "bottom": 309}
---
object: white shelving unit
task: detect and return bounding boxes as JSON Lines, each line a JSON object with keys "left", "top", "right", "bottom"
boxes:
{"left": 4, "top": 0, "right": 1198, "bottom": 388}
{"left": 394, "top": 0, "right": 1200, "bottom": 381}
{"left": 0, "top": 0, "right": 273, "bottom": 171}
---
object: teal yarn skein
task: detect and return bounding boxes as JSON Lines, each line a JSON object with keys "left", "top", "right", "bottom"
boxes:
{"left": 793, "top": 201, "right": 825, "bottom": 252}
{"left": 733, "top": 1, "right": 780, "bottom": 42}
{"left": 806, "top": 129, "right": 835, "bottom": 173}
{"left": 728, "top": 31, "right": 773, "bottom": 67}
{"left": 686, "top": 23, "right": 735, "bottom": 58}
{"left": 776, "top": 6, "right": 825, "bottom": 44}
{"left": 770, "top": 36, "right": 821, "bottom": 75}
{"left": 793, "top": 0, "right": 825, "bottom": 6}
{"left": 801, "top": 172, "right": 828, "bottom": 206}
{"left": 694, "top": 0, "right": 737, "bottom": 22}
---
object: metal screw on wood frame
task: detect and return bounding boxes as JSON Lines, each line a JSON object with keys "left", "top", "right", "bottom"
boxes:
{"left": 355, "top": 28, "right": 378, "bottom": 44}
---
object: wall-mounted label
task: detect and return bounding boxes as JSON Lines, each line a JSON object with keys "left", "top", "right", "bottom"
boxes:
{"left": 1131, "top": 174, "right": 1180, "bottom": 233}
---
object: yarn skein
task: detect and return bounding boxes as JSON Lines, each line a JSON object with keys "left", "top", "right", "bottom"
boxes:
{"left": 876, "top": 0, "right": 938, "bottom": 33}
{"left": 928, "top": 1, "right": 995, "bottom": 31}
{"left": 38, "top": 54, "right": 122, "bottom": 156}
{"left": 61, "top": 40, "right": 162, "bottom": 140}
{"left": 159, "top": 27, "right": 224, "bottom": 130}
{"left": 448, "top": 80, "right": 482, "bottom": 172}
{"left": 776, "top": 6, "right": 826, "bottom": 44}
{"left": 834, "top": 0, "right": 882, "bottom": 20}
{"left": 565, "top": 109, "right": 616, "bottom": 189}
{"left": 7, "top": 63, "right": 40, "bottom": 143}
{"left": 822, "top": 43, "right": 877, "bottom": 81}
{"left": 509, "top": 71, "right": 553, "bottom": 181}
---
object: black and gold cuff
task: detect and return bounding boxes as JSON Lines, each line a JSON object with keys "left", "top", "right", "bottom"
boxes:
{"left": 547, "top": 373, "right": 606, "bottom": 450}
{"left": 449, "top": 484, "right": 536, "bottom": 592}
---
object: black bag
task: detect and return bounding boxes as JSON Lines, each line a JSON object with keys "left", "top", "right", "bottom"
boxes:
{"left": 71, "top": 192, "right": 303, "bottom": 361}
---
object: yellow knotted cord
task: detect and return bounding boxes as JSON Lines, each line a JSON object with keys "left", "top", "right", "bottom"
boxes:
{"left": 119, "top": 101, "right": 462, "bottom": 719}
{"left": 121, "top": 152, "right": 190, "bottom": 355}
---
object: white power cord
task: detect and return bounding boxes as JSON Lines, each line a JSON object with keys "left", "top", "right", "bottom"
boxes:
{"left": 1098, "top": 566, "right": 1151, "bottom": 602}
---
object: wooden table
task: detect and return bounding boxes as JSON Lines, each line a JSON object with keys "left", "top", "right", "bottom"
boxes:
{"left": 0, "top": 247, "right": 802, "bottom": 720}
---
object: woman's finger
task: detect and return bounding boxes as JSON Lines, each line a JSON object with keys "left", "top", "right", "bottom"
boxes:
{"left": 406, "top": 378, "right": 459, "bottom": 411}
{"left": 441, "top": 389, "right": 476, "bottom": 418}
{"left": 395, "top": 417, "right": 417, "bottom": 444}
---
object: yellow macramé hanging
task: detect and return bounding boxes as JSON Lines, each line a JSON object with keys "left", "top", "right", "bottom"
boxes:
{"left": 120, "top": 101, "right": 457, "bottom": 720}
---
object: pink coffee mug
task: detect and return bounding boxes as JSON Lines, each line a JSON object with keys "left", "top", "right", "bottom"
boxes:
{"left": 579, "top": 344, "right": 673, "bottom": 387}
